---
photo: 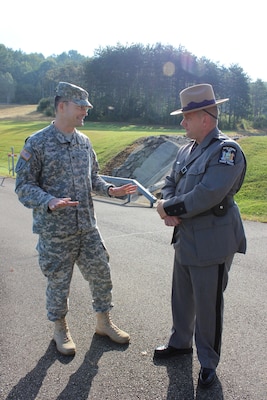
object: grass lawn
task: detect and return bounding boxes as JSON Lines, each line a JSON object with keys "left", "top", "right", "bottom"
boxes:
{"left": 0, "top": 119, "right": 266, "bottom": 222}
{"left": 235, "top": 136, "right": 267, "bottom": 222}
{"left": 0, "top": 120, "right": 184, "bottom": 173}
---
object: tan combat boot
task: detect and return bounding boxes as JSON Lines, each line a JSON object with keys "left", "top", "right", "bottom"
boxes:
{"left": 53, "top": 318, "right": 76, "bottom": 355}
{"left": 95, "top": 312, "right": 130, "bottom": 344}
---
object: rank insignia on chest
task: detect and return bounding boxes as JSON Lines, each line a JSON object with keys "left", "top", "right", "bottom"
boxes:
{"left": 219, "top": 146, "right": 236, "bottom": 165}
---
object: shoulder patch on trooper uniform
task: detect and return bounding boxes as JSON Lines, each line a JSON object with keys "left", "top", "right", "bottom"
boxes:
{"left": 219, "top": 146, "right": 236, "bottom": 166}
{"left": 20, "top": 148, "right": 32, "bottom": 161}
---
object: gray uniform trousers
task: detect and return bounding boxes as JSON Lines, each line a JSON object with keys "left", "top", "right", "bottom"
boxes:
{"left": 37, "top": 226, "right": 113, "bottom": 321}
{"left": 168, "top": 251, "right": 234, "bottom": 370}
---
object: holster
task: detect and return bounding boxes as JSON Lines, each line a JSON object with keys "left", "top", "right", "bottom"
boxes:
{"left": 212, "top": 196, "right": 228, "bottom": 216}
{"left": 197, "top": 196, "right": 230, "bottom": 217}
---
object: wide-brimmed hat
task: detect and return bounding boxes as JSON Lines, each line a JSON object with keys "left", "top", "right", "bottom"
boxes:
{"left": 170, "top": 84, "right": 228, "bottom": 115}
{"left": 55, "top": 82, "right": 93, "bottom": 108}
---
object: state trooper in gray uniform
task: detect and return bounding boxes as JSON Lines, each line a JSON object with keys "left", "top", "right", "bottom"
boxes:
{"left": 15, "top": 82, "right": 137, "bottom": 355}
{"left": 154, "top": 84, "right": 247, "bottom": 388}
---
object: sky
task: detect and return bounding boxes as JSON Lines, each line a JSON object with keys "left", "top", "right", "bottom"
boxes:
{"left": 1, "top": 0, "right": 266, "bottom": 82}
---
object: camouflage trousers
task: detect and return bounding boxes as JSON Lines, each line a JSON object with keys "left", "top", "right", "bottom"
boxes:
{"left": 37, "top": 227, "right": 113, "bottom": 321}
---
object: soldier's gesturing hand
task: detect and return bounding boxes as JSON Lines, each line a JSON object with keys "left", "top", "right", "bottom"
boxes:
{"left": 48, "top": 197, "right": 79, "bottom": 211}
{"left": 108, "top": 183, "right": 137, "bottom": 197}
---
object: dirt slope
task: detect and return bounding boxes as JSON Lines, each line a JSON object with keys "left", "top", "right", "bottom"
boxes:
{"left": 0, "top": 105, "right": 48, "bottom": 120}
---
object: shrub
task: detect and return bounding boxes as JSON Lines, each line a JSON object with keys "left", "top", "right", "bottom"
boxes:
{"left": 253, "top": 115, "right": 267, "bottom": 129}
{"left": 37, "top": 97, "right": 54, "bottom": 117}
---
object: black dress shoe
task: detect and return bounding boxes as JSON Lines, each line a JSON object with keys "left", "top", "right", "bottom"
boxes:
{"left": 153, "top": 345, "right": 193, "bottom": 359}
{"left": 198, "top": 367, "right": 216, "bottom": 388}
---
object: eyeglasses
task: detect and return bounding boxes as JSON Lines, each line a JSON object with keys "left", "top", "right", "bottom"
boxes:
{"left": 63, "top": 101, "right": 90, "bottom": 112}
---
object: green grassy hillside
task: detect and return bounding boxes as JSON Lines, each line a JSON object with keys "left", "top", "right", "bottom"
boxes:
{"left": 0, "top": 120, "right": 266, "bottom": 222}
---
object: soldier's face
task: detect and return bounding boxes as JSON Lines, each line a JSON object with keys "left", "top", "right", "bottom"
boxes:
{"left": 63, "top": 101, "right": 89, "bottom": 127}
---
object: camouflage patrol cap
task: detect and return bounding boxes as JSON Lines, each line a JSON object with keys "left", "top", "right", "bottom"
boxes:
{"left": 55, "top": 82, "right": 93, "bottom": 108}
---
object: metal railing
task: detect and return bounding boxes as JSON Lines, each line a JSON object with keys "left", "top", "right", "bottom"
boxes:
{"left": 100, "top": 175, "right": 157, "bottom": 208}
{"left": 8, "top": 147, "right": 17, "bottom": 176}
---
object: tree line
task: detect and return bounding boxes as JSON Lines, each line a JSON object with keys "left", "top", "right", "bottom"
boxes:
{"left": 0, "top": 43, "right": 267, "bottom": 129}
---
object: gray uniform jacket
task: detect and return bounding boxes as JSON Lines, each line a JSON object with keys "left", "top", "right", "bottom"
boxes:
{"left": 162, "top": 128, "right": 247, "bottom": 266}
{"left": 15, "top": 123, "right": 112, "bottom": 237}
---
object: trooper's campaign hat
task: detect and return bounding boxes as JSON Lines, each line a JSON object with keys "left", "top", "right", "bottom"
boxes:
{"left": 170, "top": 83, "right": 228, "bottom": 115}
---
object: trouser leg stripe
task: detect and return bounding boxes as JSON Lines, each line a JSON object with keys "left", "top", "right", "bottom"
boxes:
{"left": 214, "top": 263, "right": 225, "bottom": 354}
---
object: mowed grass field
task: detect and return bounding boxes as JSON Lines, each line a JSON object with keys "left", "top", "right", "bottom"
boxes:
{"left": 0, "top": 105, "right": 266, "bottom": 222}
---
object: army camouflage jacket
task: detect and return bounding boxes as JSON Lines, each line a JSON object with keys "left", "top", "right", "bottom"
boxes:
{"left": 15, "top": 123, "right": 112, "bottom": 236}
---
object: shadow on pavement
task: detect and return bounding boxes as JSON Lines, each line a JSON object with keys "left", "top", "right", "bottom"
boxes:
{"left": 5, "top": 341, "right": 70, "bottom": 400}
{"left": 56, "top": 334, "right": 128, "bottom": 400}
{"left": 154, "top": 354, "right": 224, "bottom": 399}
{"left": 6, "top": 334, "right": 128, "bottom": 400}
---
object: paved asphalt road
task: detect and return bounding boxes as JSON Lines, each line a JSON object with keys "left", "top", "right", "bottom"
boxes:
{"left": 0, "top": 178, "right": 266, "bottom": 400}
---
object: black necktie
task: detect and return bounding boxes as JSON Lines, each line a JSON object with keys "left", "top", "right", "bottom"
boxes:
{"left": 190, "top": 141, "right": 198, "bottom": 153}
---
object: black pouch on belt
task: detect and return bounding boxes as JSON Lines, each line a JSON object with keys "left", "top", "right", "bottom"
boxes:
{"left": 212, "top": 196, "right": 228, "bottom": 217}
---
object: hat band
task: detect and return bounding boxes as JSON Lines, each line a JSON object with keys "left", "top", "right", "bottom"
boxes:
{"left": 182, "top": 99, "right": 215, "bottom": 112}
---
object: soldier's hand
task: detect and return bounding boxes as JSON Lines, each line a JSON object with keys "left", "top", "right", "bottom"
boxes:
{"left": 109, "top": 183, "right": 137, "bottom": 197}
{"left": 48, "top": 197, "right": 79, "bottom": 211}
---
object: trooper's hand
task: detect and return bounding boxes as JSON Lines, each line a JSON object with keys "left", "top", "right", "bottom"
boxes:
{"left": 163, "top": 215, "right": 181, "bottom": 226}
{"left": 156, "top": 199, "right": 167, "bottom": 219}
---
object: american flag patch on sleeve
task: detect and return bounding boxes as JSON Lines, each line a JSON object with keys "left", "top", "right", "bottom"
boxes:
{"left": 20, "top": 148, "right": 32, "bottom": 161}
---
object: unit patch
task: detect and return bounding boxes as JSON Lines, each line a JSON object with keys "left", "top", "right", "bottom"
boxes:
{"left": 219, "top": 146, "right": 236, "bottom": 166}
{"left": 20, "top": 148, "right": 32, "bottom": 161}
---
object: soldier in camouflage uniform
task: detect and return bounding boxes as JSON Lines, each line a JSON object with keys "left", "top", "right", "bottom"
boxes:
{"left": 15, "top": 82, "right": 137, "bottom": 355}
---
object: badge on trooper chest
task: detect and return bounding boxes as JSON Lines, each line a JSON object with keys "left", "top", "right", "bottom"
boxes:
{"left": 219, "top": 146, "right": 236, "bottom": 166}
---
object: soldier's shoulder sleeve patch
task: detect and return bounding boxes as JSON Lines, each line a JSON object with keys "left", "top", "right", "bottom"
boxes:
{"left": 218, "top": 146, "right": 236, "bottom": 166}
{"left": 20, "top": 148, "right": 32, "bottom": 161}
